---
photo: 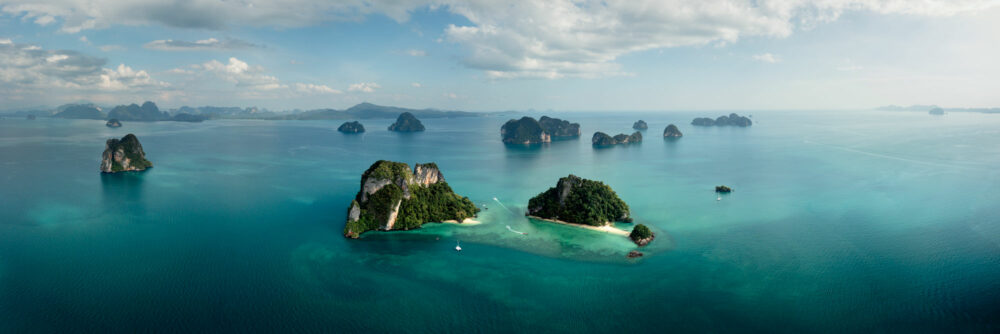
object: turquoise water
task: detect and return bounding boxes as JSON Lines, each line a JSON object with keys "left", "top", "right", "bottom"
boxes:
{"left": 1, "top": 111, "right": 998, "bottom": 332}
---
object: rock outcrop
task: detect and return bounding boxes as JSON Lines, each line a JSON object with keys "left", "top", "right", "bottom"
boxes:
{"left": 592, "top": 131, "right": 642, "bottom": 146}
{"left": 527, "top": 174, "right": 631, "bottom": 226}
{"left": 929, "top": 107, "right": 945, "bottom": 115}
{"left": 691, "top": 113, "right": 752, "bottom": 127}
{"left": 388, "top": 112, "right": 425, "bottom": 132}
{"left": 629, "top": 224, "right": 654, "bottom": 246}
{"left": 500, "top": 116, "right": 580, "bottom": 144}
{"left": 100, "top": 134, "right": 152, "bottom": 173}
{"left": 338, "top": 121, "right": 366, "bottom": 133}
{"left": 106, "top": 119, "right": 122, "bottom": 128}
{"left": 627, "top": 250, "right": 644, "bottom": 258}
{"left": 632, "top": 120, "right": 648, "bottom": 130}
{"left": 715, "top": 185, "right": 732, "bottom": 193}
{"left": 343, "top": 160, "right": 478, "bottom": 238}
{"left": 663, "top": 124, "right": 682, "bottom": 138}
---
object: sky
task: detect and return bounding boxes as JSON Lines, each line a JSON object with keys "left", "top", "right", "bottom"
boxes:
{"left": 1, "top": 0, "right": 999, "bottom": 111}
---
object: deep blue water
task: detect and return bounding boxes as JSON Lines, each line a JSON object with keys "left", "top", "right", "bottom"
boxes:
{"left": 1, "top": 111, "right": 998, "bottom": 332}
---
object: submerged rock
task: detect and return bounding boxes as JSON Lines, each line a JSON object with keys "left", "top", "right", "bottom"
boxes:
{"left": 663, "top": 124, "right": 682, "bottom": 138}
{"left": 527, "top": 174, "right": 631, "bottom": 226}
{"left": 632, "top": 120, "right": 648, "bottom": 130}
{"left": 715, "top": 185, "right": 732, "bottom": 193}
{"left": 105, "top": 119, "right": 122, "bottom": 128}
{"left": 627, "top": 250, "right": 644, "bottom": 258}
{"left": 388, "top": 112, "right": 425, "bottom": 132}
{"left": 100, "top": 134, "right": 152, "bottom": 173}
{"left": 629, "top": 224, "right": 655, "bottom": 246}
{"left": 343, "top": 160, "right": 478, "bottom": 238}
{"left": 691, "top": 113, "right": 752, "bottom": 127}
{"left": 338, "top": 121, "right": 366, "bottom": 133}
{"left": 592, "top": 131, "right": 642, "bottom": 146}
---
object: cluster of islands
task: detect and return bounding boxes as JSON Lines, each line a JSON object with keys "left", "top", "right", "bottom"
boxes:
{"left": 93, "top": 106, "right": 752, "bottom": 258}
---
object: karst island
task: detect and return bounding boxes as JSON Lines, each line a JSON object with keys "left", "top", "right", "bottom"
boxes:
{"left": 526, "top": 174, "right": 653, "bottom": 246}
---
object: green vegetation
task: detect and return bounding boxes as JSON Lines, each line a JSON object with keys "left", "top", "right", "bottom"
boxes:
{"left": 629, "top": 224, "right": 653, "bottom": 243}
{"left": 344, "top": 160, "right": 478, "bottom": 238}
{"left": 501, "top": 117, "right": 546, "bottom": 144}
{"left": 527, "top": 175, "right": 630, "bottom": 226}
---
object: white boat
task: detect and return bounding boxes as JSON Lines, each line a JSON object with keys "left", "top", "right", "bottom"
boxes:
{"left": 716, "top": 195, "right": 722, "bottom": 201}
{"left": 455, "top": 241, "right": 462, "bottom": 251}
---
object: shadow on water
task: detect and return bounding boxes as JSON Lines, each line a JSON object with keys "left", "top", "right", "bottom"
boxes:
{"left": 100, "top": 171, "right": 147, "bottom": 215}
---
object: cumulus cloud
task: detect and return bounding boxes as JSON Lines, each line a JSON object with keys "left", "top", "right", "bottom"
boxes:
{"left": 411, "top": 82, "right": 422, "bottom": 88}
{"left": 1, "top": 0, "right": 997, "bottom": 78}
{"left": 144, "top": 38, "right": 260, "bottom": 51}
{"left": 194, "top": 57, "right": 284, "bottom": 90}
{"left": 753, "top": 53, "right": 781, "bottom": 63}
{"left": 0, "top": 38, "right": 164, "bottom": 91}
{"left": 295, "top": 83, "right": 342, "bottom": 94}
{"left": 348, "top": 82, "right": 380, "bottom": 93}
{"left": 405, "top": 49, "right": 426, "bottom": 57}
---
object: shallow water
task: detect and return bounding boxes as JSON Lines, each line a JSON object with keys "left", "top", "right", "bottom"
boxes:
{"left": 0, "top": 111, "right": 998, "bottom": 332}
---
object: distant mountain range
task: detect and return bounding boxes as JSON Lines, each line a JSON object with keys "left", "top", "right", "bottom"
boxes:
{"left": 3, "top": 102, "right": 488, "bottom": 121}
{"left": 274, "top": 102, "right": 480, "bottom": 120}
{"left": 876, "top": 105, "right": 1000, "bottom": 114}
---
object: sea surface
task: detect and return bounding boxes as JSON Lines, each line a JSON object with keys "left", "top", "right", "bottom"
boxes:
{"left": 0, "top": 110, "right": 998, "bottom": 332}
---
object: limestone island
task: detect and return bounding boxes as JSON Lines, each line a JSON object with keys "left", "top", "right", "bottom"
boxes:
{"left": 629, "top": 224, "right": 654, "bottom": 246}
{"left": 26, "top": 114, "right": 36, "bottom": 120}
{"left": 632, "top": 120, "right": 648, "bottom": 130}
{"left": 663, "top": 124, "right": 682, "bottom": 138}
{"left": 100, "top": 134, "right": 152, "bottom": 173}
{"left": 106, "top": 119, "right": 122, "bottom": 128}
{"left": 388, "top": 112, "right": 425, "bottom": 132}
{"left": 929, "top": 107, "right": 944, "bottom": 115}
{"left": 500, "top": 116, "right": 580, "bottom": 144}
{"left": 343, "top": 160, "right": 479, "bottom": 238}
{"left": 592, "top": 131, "right": 642, "bottom": 147}
{"left": 526, "top": 175, "right": 640, "bottom": 240}
{"left": 715, "top": 185, "right": 732, "bottom": 193}
{"left": 338, "top": 121, "right": 365, "bottom": 133}
{"left": 692, "top": 113, "right": 752, "bottom": 127}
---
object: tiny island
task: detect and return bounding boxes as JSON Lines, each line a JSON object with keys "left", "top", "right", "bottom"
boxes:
{"left": 592, "top": 131, "right": 642, "bottom": 146}
{"left": 100, "top": 134, "right": 152, "bottom": 173}
{"left": 692, "top": 113, "right": 752, "bottom": 127}
{"left": 344, "top": 160, "right": 478, "bottom": 238}
{"left": 929, "top": 107, "right": 945, "bottom": 115}
{"left": 388, "top": 112, "right": 425, "bottom": 132}
{"left": 106, "top": 119, "right": 122, "bottom": 128}
{"left": 632, "top": 120, "right": 648, "bottom": 130}
{"left": 715, "top": 185, "right": 732, "bottom": 193}
{"left": 500, "top": 115, "right": 581, "bottom": 144}
{"left": 527, "top": 175, "right": 651, "bottom": 246}
{"left": 663, "top": 124, "right": 682, "bottom": 138}
{"left": 338, "top": 121, "right": 365, "bottom": 133}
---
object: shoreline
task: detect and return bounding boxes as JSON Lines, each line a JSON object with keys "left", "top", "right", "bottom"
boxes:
{"left": 526, "top": 215, "right": 630, "bottom": 236}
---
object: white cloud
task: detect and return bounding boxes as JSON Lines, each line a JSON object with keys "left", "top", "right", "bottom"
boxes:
{"left": 295, "top": 83, "right": 342, "bottom": 94}
{"left": 753, "top": 53, "right": 780, "bottom": 63}
{"left": 405, "top": 49, "right": 426, "bottom": 57}
{"left": 0, "top": 38, "right": 164, "bottom": 92}
{"left": 99, "top": 45, "right": 125, "bottom": 52}
{"left": 195, "top": 57, "right": 284, "bottom": 90}
{"left": 78, "top": 35, "right": 89, "bottom": 44}
{"left": 444, "top": 92, "right": 458, "bottom": 99}
{"left": 411, "top": 82, "right": 422, "bottom": 88}
{"left": 144, "top": 38, "right": 259, "bottom": 51}
{"left": 348, "top": 82, "right": 380, "bottom": 93}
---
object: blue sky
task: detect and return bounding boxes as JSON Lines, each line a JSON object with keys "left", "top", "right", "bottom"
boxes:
{"left": 1, "top": 1, "right": 998, "bottom": 111}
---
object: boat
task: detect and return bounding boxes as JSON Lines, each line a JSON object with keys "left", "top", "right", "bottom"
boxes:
{"left": 716, "top": 195, "right": 722, "bottom": 201}
{"left": 455, "top": 241, "right": 462, "bottom": 251}
{"left": 506, "top": 225, "right": 528, "bottom": 235}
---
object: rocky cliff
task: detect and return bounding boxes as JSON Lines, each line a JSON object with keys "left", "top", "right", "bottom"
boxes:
{"left": 388, "top": 112, "right": 425, "bottom": 132}
{"left": 527, "top": 174, "right": 631, "bottom": 226}
{"left": 592, "top": 131, "right": 642, "bottom": 146}
{"left": 344, "top": 160, "right": 477, "bottom": 238}
{"left": 100, "top": 134, "right": 152, "bottom": 173}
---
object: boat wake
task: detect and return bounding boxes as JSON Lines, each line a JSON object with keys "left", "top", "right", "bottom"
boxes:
{"left": 492, "top": 197, "right": 516, "bottom": 214}
{"left": 506, "top": 225, "right": 527, "bottom": 235}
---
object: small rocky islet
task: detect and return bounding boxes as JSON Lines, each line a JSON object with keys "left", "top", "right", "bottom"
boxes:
{"left": 337, "top": 121, "right": 365, "bottom": 133}
{"left": 692, "top": 113, "right": 752, "bottom": 127}
{"left": 343, "top": 160, "right": 478, "bottom": 238}
{"left": 592, "top": 131, "right": 642, "bottom": 146}
{"left": 663, "top": 124, "right": 682, "bottom": 138}
{"left": 500, "top": 115, "right": 580, "bottom": 144}
{"left": 929, "top": 107, "right": 945, "bottom": 115}
{"left": 100, "top": 134, "right": 152, "bottom": 173}
{"left": 632, "top": 120, "right": 648, "bottom": 130}
{"left": 715, "top": 185, "right": 732, "bottom": 193}
{"left": 106, "top": 119, "right": 122, "bottom": 128}
{"left": 388, "top": 112, "right": 425, "bottom": 132}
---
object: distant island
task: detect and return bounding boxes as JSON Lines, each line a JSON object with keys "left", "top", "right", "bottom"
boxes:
{"left": 500, "top": 115, "right": 580, "bottom": 144}
{"left": 106, "top": 119, "right": 122, "bottom": 128}
{"left": 277, "top": 102, "right": 483, "bottom": 120}
{"left": 108, "top": 102, "right": 170, "bottom": 121}
{"left": 592, "top": 131, "right": 642, "bottom": 146}
{"left": 527, "top": 174, "right": 632, "bottom": 226}
{"left": 692, "top": 113, "right": 752, "bottom": 127}
{"left": 929, "top": 107, "right": 944, "bottom": 115}
{"left": 343, "top": 160, "right": 478, "bottom": 238}
{"left": 632, "top": 120, "right": 648, "bottom": 130}
{"left": 715, "top": 185, "right": 732, "bottom": 193}
{"left": 26, "top": 114, "right": 36, "bottom": 120}
{"left": 388, "top": 112, "right": 425, "bottom": 132}
{"left": 876, "top": 105, "right": 1000, "bottom": 114}
{"left": 100, "top": 134, "right": 152, "bottom": 173}
{"left": 53, "top": 104, "right": 105, "bottom": 120}
{"left": 663, "top": 124, "right": 682, "bottom": 138}
{"left": 338, "top": 121, "right": 365, "bottom": 133}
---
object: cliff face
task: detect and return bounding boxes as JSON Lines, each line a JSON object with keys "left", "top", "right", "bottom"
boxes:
{"left": 592, "top": 131, "right": 642, "bottom": 146}
{"left": 338, "top": 121, "right": 366, "bottom": 133}
{"left": 527, "top": 174, "right": 631, "bottom": 226}
{"left": 100, "top": 134, "right": 153, "bottom": 173}
{"left": 663, "top": 124, "right": 682, "bottom": 138}
{"left": 344, "top": 160, "right": 477, "bottom": 238}
{"left": 388, "top": 112, "right": 425, "bottom": 132}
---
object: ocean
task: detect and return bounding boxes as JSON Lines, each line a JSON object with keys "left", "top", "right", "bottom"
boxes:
{"left": 0, "top": 110, "right": 998, "bottom": 332}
